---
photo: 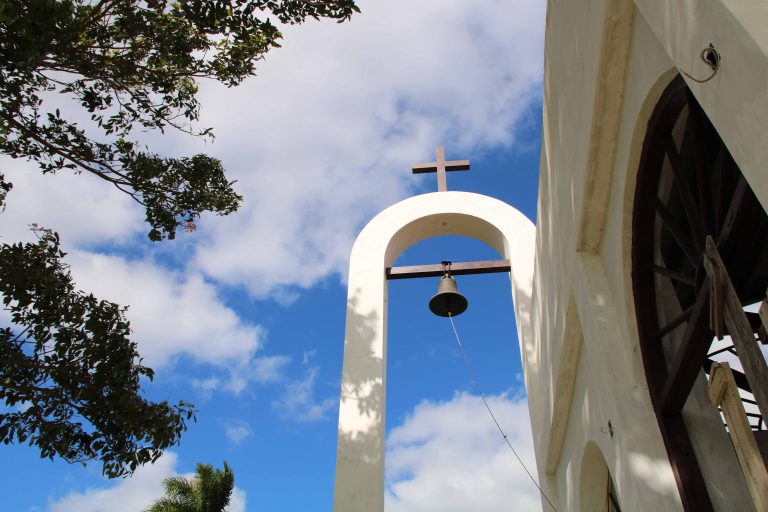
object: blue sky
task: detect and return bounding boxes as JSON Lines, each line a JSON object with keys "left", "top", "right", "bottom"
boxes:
{"left": 0, "top": 1, "right": 546, "bottom": 510}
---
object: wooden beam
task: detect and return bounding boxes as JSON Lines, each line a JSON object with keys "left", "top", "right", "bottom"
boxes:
{"left": 386, "top": 259, "right": 510, "bottom": 280}
{"left": 759, "top": 298, "right": 768, "bottom": 341}
{"left": 708, "top": 362, "right": 768, "bottom": 511}
{"left": 704, "top": 358, "right": 755, "bottom": 394}
{"left": 659, "top": 285, "right": 712, "bottom": 413}
{"left": 704, "top": 236, "right": 768, "bottom": 420}
{"left": 717, "top": 174, "right": 749, "bottom": 250}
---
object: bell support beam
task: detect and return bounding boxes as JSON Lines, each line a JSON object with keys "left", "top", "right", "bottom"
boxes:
{"left": 385, "top": 259, "right": 511, "bottom": 280}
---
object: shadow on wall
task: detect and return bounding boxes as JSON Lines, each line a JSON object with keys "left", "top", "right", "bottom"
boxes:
{"left": 336, "top": 289, "right": 385, "bottom": 473}
{"left": 343, "top": 292, "right": 382, "bottom": 420}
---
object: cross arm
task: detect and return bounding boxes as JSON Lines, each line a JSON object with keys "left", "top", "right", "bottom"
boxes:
{"left": 411, "top": 160, "right": 470, "bottom": 173}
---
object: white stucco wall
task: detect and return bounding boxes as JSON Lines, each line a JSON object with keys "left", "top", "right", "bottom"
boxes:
{"left": 535, "top": 0, "right": 768, "bottom": 510}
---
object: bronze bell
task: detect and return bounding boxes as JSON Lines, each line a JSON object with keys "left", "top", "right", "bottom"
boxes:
{"left": 429, "top": 274, "right": 468, "bottom": 317}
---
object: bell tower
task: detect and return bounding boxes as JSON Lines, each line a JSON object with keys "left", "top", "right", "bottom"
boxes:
{"left": 332, "top": 149, "right": 537, "bottom": 511}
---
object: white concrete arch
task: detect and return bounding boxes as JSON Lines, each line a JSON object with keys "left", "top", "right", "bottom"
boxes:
{"left": 333, "top": 191, "right": 536, "bottom": 512}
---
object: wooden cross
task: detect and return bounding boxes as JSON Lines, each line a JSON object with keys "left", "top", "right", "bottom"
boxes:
{"left": 412, "top": 146, "right": 470, "bottom": 192}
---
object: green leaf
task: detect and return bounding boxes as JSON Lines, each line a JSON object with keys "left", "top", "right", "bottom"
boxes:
{"left": 0, "top": 227, "right": 196, "bottom": 478}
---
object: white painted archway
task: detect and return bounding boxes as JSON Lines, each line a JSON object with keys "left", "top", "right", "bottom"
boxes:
{"left": 333, "top": 191, "right": 536, "bottom": 511}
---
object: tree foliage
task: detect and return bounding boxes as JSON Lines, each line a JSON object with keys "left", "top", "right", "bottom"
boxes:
{"left": 147, "top": 460, "right": 235, "bottom": 512}
{"left": 0, "top": 227, "right": 196, "bottom": 478}
{"left": 0, "top": 0, "right": 359, "bottom": 239}
{"left": 0, "top": 0, "right": 360, "bottom": 476}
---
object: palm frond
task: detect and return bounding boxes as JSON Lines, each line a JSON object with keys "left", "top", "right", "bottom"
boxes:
{"left": 147, "top": 460, "right": 235, "bottom": 512}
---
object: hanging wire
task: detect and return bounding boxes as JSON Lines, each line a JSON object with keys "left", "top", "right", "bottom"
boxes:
{"left": 681, "top": 44, "right": 721, "bottom": 84}
{"left": 447, "top": 313, "right": 560, "bottom": 512}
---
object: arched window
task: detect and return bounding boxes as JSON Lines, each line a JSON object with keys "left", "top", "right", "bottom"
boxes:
{"left": 580, "top": 442, "right": 622, "bottom": 512}
{"left": 632, "top": 76, "right": 768, "bottom": 510}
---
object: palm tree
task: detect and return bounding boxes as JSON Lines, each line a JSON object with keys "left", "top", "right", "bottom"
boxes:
{"left": 147, "top": 461, "right": 234, "bottom": 512}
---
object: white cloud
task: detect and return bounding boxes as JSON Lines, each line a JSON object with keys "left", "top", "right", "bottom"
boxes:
{"left": 227, "top": 488, "right": 247, "bottom": 512}
{"left": 48, "top": 452, "right": 178, "bottom": 512}
{"left": 48, "top": 452, "right": 247, "bottom": 512}
{"left": 0, "top": 0, "right": 545, "bottom": 398}
{"left": 192, "top": 377, "right": 222, "bottom": 394}
{"left": 386, "top": 392, "right": 543, "bottom": 512}
{"left": 225, "top": 354, "right": 291, "bottom": 394}
{"left": 301, "top": 349, "right": 318, "bottom": 365}
{"left": 0, "top": 156, "right": 144, "bottom": 246}
{"left": 0, "top": 0, "right": 545, "bottom": 327}
{"left": 178, "top": 0, "right": 545, "bottom": 298}
{"left": 272, "top": 367, "right": 336, "bottom": 422}
{"left": 225, "top": 420, "right": 252, "bottom": 445}
{"left": 66, "top": 250, "right": 265, "bottom": 369}
{"left": 182, "top": 355, "right": 291, "bottom": 396}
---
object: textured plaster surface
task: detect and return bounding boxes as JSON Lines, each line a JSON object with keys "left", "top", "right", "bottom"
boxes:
{"left": 537, "top": 0, "right": 768, "bottom": 510}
